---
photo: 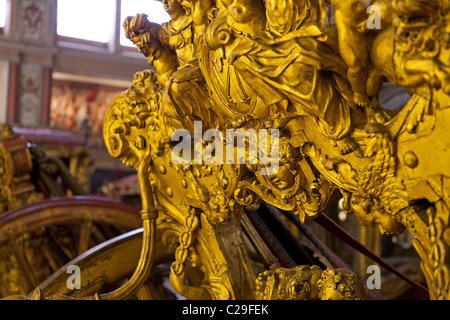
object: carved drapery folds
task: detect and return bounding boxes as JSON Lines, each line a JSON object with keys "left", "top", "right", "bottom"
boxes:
{"left": 100, "top": 0, "right": 450, "bottom": 300}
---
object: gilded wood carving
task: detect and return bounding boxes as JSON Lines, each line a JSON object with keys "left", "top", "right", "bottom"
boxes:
{"left": 99, "top": 0, "right": 450, "bottom": 300}
{"left": 6, "top": 0, "right": 447, "bottom": 300}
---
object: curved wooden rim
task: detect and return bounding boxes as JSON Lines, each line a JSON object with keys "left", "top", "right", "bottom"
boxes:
{"left": 36, "top": 228, "right": 174, "bottom": 298}
{"left": 37, "top": 228, "right": 144, "bottom": 297}
{"left": 0, "top": 196, "right": 142, "bottom": 243}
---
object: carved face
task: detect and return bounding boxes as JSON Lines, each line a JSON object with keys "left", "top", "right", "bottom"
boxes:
{"left": 350, "top": 194, "right": 405, "bottom": 235}
{"left": 286, "top": 266, "right": 322, "bottom": 300}
{"left": 103, "top": 70, "right": 160, "bottom": 169}
{"left": 269, "top": 164, "right": 295, "bottom": 190}
{"left": 269, "top": 142, "right": 301, "bottom": 190}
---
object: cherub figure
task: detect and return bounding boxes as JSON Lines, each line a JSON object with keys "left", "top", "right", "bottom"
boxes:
{"left": 123, "top": 13, "right": 178, "bottom": 87}
{"left": 329, "top": 0, "right": 396, "bottom": 107}
{"left": 329, "top": 0, "right": 372, "bottom": 107}
{"left": 123, "top": 0, "right": 219, "bottom": 130}
{"left": 124, "top": 0, "right": 213, "bottom": 76}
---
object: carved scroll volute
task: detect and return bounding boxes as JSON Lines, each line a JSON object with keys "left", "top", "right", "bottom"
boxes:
{"left": 205, "top": 10, "right": 234, "bottom": 50}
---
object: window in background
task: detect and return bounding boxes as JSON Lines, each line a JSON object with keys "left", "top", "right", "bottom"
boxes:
{"left": 57, "top": 0, "right": 115, "bottom": 43}
{"left": 0, "top": 0, "right": 7, "bottom": 29}
{"left": 0, "top": 60, "right": 9, "bottom": 123}
{"left": 120, "top": 0, "right": 170, "bottom": 47}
